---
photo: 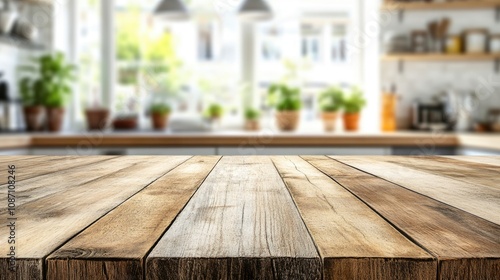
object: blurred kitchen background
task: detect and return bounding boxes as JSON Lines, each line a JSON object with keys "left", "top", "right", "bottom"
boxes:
{"left": 1, "top": 0, "right": 500, "bottom": 156}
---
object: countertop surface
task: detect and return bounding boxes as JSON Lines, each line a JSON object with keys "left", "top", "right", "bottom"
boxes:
{"left": 1, "top": 131, "right": 500, "bottom": 151}
{"left": 1, "top": 156, "right": 499, "bottom": 279}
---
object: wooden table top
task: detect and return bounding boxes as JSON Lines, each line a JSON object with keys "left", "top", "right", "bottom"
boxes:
{"left": 1, "top": 156, "right": 499, "bottom": 280}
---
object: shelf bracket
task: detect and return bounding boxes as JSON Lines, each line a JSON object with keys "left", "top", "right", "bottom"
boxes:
{"left": 495, "top": 59, "right": 500, "bottom": 73}
{"left": 398, "top": 59, "right": 405, "bottom": 74}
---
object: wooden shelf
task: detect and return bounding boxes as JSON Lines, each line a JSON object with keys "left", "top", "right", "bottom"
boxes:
{"left": 382, "top": 1, "right": 500, "bottom": 10}
{"left": 381, "top": 53, "right": 500, "bottom": 61}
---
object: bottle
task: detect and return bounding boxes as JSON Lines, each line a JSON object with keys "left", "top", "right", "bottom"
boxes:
{"left": 381, "top": 84, "right": 397, "bottom": 132}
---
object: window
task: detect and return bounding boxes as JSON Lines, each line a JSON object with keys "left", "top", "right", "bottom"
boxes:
{"left": 75, "top": 0, "right": 101, "bottom": 123}
{"left": 114, "top": 0, "right": 181, "bottom": 120}
{"left": 71, "top": 0, "right": 360, "bottom": 128}
{"left": 255, "top": 8, "right": 358, "bottom": 118}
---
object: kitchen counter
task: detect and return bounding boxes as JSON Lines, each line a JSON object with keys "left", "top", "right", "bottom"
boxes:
{"left": 1, "top": 156, "right": 498, "bottom": 279}
{"left": 0, "top": 134, "right": 32, "bottom": 149}
{"left": 1, "top": 131, "right": 499, "bottom": 150}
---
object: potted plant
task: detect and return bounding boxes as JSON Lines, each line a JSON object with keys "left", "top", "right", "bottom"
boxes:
{"left": 85, "top": 87, "right": 110, "bottom": 131}
{"left": 145, "top": 68, "right": 186, "bottom": 131}
{"left": 19, "top": 77, "right": 44, "bottom": 131}
{"left": 244, "top": 108, "right": 261, "bottom": 131}
{"left": 342, "top": 87, "right": 366, "bottom": 131}
{"left": 319, "top": 87, "right": 344, "bottom": 132}
{"left": 268, "top": 83, "right": 302, "bottom": 131}
{"left": 150, "top": 103, "right": 171, "bottom": 130}
{"left": 207, "top": 103, "right": 223, "bottom": 120}
{"left": 40, "top": 54, "right": 76, "bottom": 132}
{"left": 19, "top": 53, "right": 76, "bottom": 132}
{"left": 85, "top": 105, "right": 109, "bottom": 131}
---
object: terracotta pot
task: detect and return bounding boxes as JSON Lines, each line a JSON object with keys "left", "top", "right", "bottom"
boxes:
{"left": 151, "top": 113, "right": 169, "bottom": 130}
{"left": 321, "top": 112, "right": 338, "bottom": 132}
{"left": 46, "top": 107, "right": 65, "bottom": 132}
{"left": 85, "top": 108, "right": 109, "bottom": 131}
{"left": 245, "top": 120, "right": 260, "bottom": 131}
{"left": 276, "top": 111, "right": 300, "bottom": 131}
{"left": 343, "top": 112, "right": 360, "bottom": 131}
{"left": 112, "top": 116, "right": 138, "bottom": 130}
{"left": 23, "top": 105, "right": 45, "bottom": 132}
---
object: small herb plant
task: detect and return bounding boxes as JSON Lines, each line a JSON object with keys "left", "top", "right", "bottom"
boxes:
{"left": 150, "top": 103, "right": 171, "bottom": 116}
{"left": 319, "top": 87, "right": 344, "bottom": 113}
{"left": 18, "top": 52, "right": 76, "bottom": 108}
{"left": 267, "top": 83, "right": 302, "bottom": 111}
{"left": 244, "top": 108, "right": 261, "bottom": 121}
{"left": 343, "top": 87, "right": 366, "bottom": 114}
{"left": 207, "top": 104, "right": 223, "bottom": 118}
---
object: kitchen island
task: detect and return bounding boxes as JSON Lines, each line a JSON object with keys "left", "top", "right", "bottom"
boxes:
{"left": 1, "top": 156, "right": 498, "bottom": 279}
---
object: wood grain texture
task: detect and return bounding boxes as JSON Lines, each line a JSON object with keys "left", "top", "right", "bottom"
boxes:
{"left": 372, "top": 156, "right": 500, "bottom": 190}
{"left": 443, "top": 155, "right": 500, "bottom": 167}
{"left": 0, "top": 155, "right": 44, "bottom": 164}
{"left": 0, "top": 156, "right": 141, "bottom": 210}
{"left": 271, "top": 156, "right": 435, "bottom": 280}
{"left": 0, "top": 156, "right": 190, "bottom": 280}
{"left": 46, "top": 156, "right": 220, "bottom": 280}
{"left": 329, "top": 156, "right": 500, "bottom": 224}
{"left": 305, "top": 156, "right": 500, "bottom": 280}
{"left": 0, "top": 156, "right": 116, "bottom": 181}
{"left": 146, "top": 156, "right": 321, "bottom": 280}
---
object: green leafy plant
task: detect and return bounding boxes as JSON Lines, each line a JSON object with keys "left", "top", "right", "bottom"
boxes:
{"left": 19, "top": 52, "right": 76, "bottom": 108}
{"left": 19, "top": 77, "right": 42, "bottom": 106}
{"left": 343, "top": 87, "right": 366, "bottom": 114}
{"left": 150, "top": 103, "right": 171, "bottom": 116}
{"left": 267, "top": 83, "right": 302, "bottom": 111}
{"left": 245, "top": 108, "right": 261, "bottom": 120}
{"left": 319, "top": 87, "right": 344, "bottom": 112}
{"left": 207, "top": 104, "right": 223, "bottom": 118}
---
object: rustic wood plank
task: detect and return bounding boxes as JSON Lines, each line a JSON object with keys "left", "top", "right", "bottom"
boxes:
{"left": 0, "top": 155, "right": 45, "bottom": 164}
{"left": 372, "top": 156, "right": 500, "bottom": 190}
{"left": 271, "top": 156, "right": 435, "bottom": 280}
{"left": 329, "top": 156, "right": 500, "bottom": 225}
{"left": 0, "top": 156, "right": 117, "bottom": 181}
{"left": 0, "top": 156, "right": 151, "bottom": 209}
{"left": 443, "top": 156, "right": 500, "bottom": 167}
{"left": 0, "top": 156, "right": 190, "bottom": 280}
{"left": 305, "top": 156, "right": 500, "bottom": 280}
{"left": 46, "top": 156, "right": 220, "bottom": 280}
{"left": 146, "top": 156, "right": 321, "bottom": 280}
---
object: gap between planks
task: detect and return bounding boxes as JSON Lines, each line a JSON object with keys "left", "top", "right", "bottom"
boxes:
{"left": 304, "top": 155, "right": 500, "bottom": 280}
{"left": 46, "top": 156, "right": 221, "bottom": 280}
{"left": 1, "top": 156, "right": 192, "bottom": 280}
{"left": 272, "top": 156, "right": 435, "bottom": 280}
